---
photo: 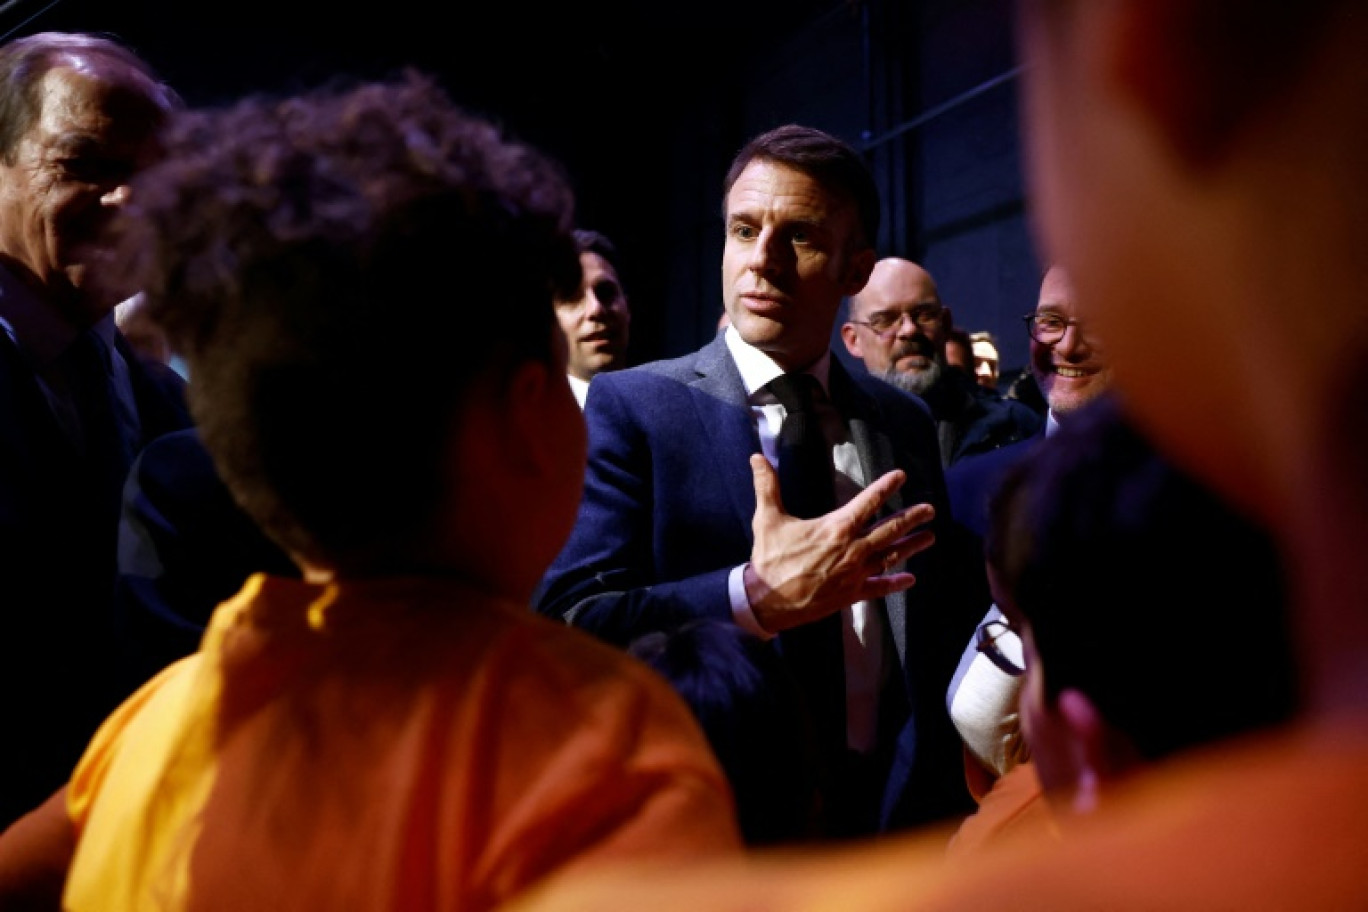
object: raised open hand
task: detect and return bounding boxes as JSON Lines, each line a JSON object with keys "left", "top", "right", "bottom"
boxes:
{"left": 743, "top": 453, "right": 936, "bottom": 633}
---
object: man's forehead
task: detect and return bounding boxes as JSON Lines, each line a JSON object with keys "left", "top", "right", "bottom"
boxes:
{"left": 31, "top": 62, "right": 167, "bottom": 144}
{"left": 861, "top": 272, "right": 940, "bottom": 310}
{"left": 1036, "top": 293, "right": 1073, "bottom": 313}
{"left": 1037, "top": 267, "right": 1075, "bottom": 312}
{"left": 871, "top": 290, "right": 940, "bottom": 309}
{"left": 725, "top": 159, "right": 844, "bottom": 222}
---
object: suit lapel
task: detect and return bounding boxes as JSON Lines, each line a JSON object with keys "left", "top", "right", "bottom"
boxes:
{"left": 829, "top": 358, "right": 909, "bottom": 668}
{"left": 689, "top": 333, "right": 764, "bottom": 538}
{"left": 829, "top": 357, "right": 902, "bottom": 514}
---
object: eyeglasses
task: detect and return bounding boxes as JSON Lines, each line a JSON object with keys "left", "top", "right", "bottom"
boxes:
{"left": 850, "top": 304, "right": 944, "bottom": 337}
{"left": 1022, "top": 312, "right": 1083, "bottom": 346}
{"left": 974, "top": 617, "right": 1025, "bottom": 677}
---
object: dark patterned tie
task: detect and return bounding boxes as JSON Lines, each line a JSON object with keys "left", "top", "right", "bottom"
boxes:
{"left": 767, "top": 372, "right": 847, "bottom": 832}
{"left": 767, "top": 372, "right": 835, "bottom": 520}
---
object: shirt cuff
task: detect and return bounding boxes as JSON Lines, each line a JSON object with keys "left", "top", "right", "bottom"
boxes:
{"left": 728, "top": 564, "right": 775, "bottom": 640}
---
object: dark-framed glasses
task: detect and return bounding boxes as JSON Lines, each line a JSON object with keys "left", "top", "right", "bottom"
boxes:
{"left": 974, "top": 617, "right": 1025, "bottom": 677}
{"left": 1022, "top": 311, "right": 1083, "bottom": 346}
{"left": 851, "top": 304, "right": 944, "bottom": 337}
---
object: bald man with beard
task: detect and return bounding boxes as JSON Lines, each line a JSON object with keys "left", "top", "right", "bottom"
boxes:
{"left": 842, "top": 257, "right": 1041, "bottom": 467}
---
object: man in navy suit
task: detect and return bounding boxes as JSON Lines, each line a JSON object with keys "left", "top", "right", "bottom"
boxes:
{"left": 0, "top": 32, "right": 192, "bottom": 830}
{"left": 538, "top": 124, "right": 984, "bottom": 840}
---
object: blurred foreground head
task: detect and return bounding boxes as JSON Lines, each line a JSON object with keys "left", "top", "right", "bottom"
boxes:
{"left": 101, "top": 72, "right": 586, "bottom": 588}
{"left": 1016, "top": 0, "right": 1366, "bottom": 527}
{"left": 987, "top": 395, "right": 1298, "bottom": 813}
{"left": 1016, "top": 0, "right": 1368, "bottom": 714}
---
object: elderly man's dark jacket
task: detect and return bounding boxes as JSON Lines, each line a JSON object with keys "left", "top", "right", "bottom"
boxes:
{"left": 0, "top": 329, "right": 191, "bottom": 828}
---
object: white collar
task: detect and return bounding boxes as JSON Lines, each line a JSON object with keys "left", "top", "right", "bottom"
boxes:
{"left": 567, "top": 373, "right": 591, "bottom": 410}
{"left": 723, "top": 324, "right": 832, "bottom": 400}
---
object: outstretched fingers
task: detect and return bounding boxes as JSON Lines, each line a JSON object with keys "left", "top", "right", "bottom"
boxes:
{"left": 842, "top": 467, "right": 908, "bottom": 529}
{"left": 876, "top": 526, "right": 936, "bottom": 572}
{"left": 864, "top": 503, "right": 936, "bottom": 551}
{"left": 844, "top": 470, "right": 937, "bottom": 575}
{"left": 841, "top": 470, "right": 934, "bottom": 542}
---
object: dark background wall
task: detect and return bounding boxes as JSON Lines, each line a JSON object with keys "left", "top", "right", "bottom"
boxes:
{"left": 3, "top": 0, "right": 1042, "bottom": 378}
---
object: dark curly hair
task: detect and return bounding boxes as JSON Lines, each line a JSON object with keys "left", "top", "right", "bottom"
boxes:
{"left": 103, "top": 71, "right": 581, "bottom": 569}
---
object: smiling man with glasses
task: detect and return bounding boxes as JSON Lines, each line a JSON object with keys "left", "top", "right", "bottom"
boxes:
{"left": 842, "top": 257, "right": 1042, "bottom": 467}
{"left": 944, "top": 264, "right": 1116, "bottom": 543}
{"left": 1025, "top": 264, "right": 1111, "bottom": 433}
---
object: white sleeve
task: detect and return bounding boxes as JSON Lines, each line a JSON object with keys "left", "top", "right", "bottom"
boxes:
{"left": 946, "top": 605, "right": 1027, "bottom": 779}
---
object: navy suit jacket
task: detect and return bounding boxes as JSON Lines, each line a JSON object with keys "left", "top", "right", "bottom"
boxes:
{"left": 0, "top": 330, "right": 192, "bottom": 828}
{"left": 944, "top": 430, "right": 1047, "bottom": 540}
{"left": 537, "top": 333, "right": 984, "bottom": 831}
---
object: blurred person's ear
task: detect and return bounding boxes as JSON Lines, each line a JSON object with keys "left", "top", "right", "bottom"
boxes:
{"left": 839, "top": 322, "right": 864, "bottom": 361}
{"left": 453, "top": 354, "right": 586, "bottom": 598}
{"left": 1021, "top": 670, "right": 1107, "bottom": 817}
{"left": 500, "top": 359, "right": 576, "bottom": 478}
{"left": 1028, "top": 683, "right": 1144, "bottom": 819}
{"left": 1051, "top": 688, "right": 1108, "bottom": 816}
{"left": 841, "top": 247, "right": 877, "bottom": 296}
{"left": 1019, "top": 626, "right": 1139, "bottom": 820}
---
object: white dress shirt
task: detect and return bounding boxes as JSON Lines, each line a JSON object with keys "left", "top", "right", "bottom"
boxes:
{"left": 722, "top": 325, "right": 888, "bottom": 753}
{"left": 567, "top": 373, "right": 591, "bottom": 410}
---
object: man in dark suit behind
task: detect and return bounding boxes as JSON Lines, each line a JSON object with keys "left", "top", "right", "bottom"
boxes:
{"left": 538, "top": 124, "right": 984, "bottom": 840}
{"left": 0, "top": 32, "right": 192, "bottom": 829}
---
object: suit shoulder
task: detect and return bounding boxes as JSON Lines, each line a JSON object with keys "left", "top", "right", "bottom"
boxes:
{"left": 947, "top": 435, "right": 1038, "bottom": 484}
{"left": 582, "top": 358, "right": 705, "bottom": 428}
{"left": 594, "top": 346, "right": 710, "bottom": 392}
{"left": 978, "top": 387, "right": 1046, "bottom": 429}
{"left": 945, "top": 434, "right": 1042, "bottom": 532}
{"left": 634, "top": 348, "right": 708, "bottom": 381}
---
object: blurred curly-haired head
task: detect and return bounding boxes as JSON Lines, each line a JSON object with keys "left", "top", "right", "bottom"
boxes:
{"left": 102, "top": 71, "right": 581, "bottom": 569}
{"left": 985, "top": 395, "right": 1298, "bottom": 762}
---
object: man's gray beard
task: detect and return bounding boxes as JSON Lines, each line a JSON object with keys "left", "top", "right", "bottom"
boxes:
{"left": 876, "top": 359, "right": 940, "bottom": 397}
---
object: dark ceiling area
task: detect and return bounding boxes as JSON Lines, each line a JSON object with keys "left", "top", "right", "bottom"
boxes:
{"left": 3, "top": 0, "right": 852, "bottom": 360}
{"left": 5, "top": 0, "right": 845, "bottom": 172}
{"left": 5, "top": 0, "right": 909, "bottom": 365}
